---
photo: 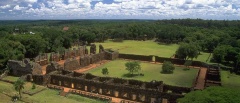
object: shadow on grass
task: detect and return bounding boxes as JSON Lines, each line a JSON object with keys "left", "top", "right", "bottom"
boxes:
{"left": 160, "top": 71, "right": 173, "bottom": 74}
{"left": 121, "top": 73, "right": 144, "bottom": 78}
{"left": 182, "top": 68, "right": 190, "bottom": 71}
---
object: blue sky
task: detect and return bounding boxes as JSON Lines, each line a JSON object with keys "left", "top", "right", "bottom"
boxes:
{"left": 0, "top": 0, "right": 239, "bottom": 20}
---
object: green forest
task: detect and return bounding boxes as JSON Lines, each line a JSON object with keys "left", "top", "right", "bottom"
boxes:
{"left": 1, "top": 19, "right": 240, "bottom": 74}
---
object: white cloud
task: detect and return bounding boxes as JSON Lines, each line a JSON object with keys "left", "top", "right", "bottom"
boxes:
{"left": 0, "top": 5, "right": 11, "bottom": 9}
{"left": 25, "top": 0, "right": 38, "bottom": 3}
{"left": 13, "top": 5, "right": 26, "bottom": 10}
{"left": 0, "top": 0, "right": 239, "bottom": 20}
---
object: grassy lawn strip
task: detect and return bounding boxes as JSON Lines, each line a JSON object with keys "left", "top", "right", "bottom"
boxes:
{"left": 94, "top": 40, "right": 211, "bottom": 63}
{"left": 67, "top": 94, "right": 107, "bottom": 103}
{"left": 0, "top": 80, "right": 106, "bottom": 103}
{"left": 221, "top": 70, "right": 240, "bottom": 88}
{"left": 1, "top": 76, "right": 19, "bottom": 82}
{"left": 95, "top": 40, "right": 178, "bottom": 58}
{"left": 86, "top": 59, "right": 198, "bottom": 87}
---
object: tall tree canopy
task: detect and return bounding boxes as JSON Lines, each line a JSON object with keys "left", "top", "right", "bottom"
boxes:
{"left": 178, "top": 87, "right": 240, "bottom": 103}
{"left": 0, "top": 39, "right": 26, "bottom": 69}
{"left": 175, "top": 43, "right": 199, "bottom": 60}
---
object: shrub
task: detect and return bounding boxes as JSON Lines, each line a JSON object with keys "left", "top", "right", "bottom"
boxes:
{"left": 161, "top": 61, "right": 175, "bottom": 74}
{"left": 101, "top": 68, "right": 109, "bottom": 75}
{"left": 32, "top": 83, "right": 36, "bottom": 90}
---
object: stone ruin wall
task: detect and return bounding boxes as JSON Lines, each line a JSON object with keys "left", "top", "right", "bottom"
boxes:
{"left": 46, "top": 61, "right": 63, "bottom": 74}
{"left": 90, "top": 44, "right": 97, "bottom": 54}
{"left": 7, "top": 59, "right": 42, "bottom": 76}
{"left": 62, "top": 46, "right": 86, "bottom": 60}
{"left": 50, "top": 52, "right": 61, "bottom": 62}
{"left": 64, "top": 58, "right": 81, "bottom": 71}
{"left": 63, "top": 45, "right": 118, "bottom": 71}
{"left": 34, "top": 53, "right": 48, "bottom": 66}
{"left": 105, "top": 50, "right": 119, "bottom": 60}
{"left": 80, "top": 56, "right": 90, "bottom": 67}
{"left": 47, "top": 71, "right": 188, "bottom": 103}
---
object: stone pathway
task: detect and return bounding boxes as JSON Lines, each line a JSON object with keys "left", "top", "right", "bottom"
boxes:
{"left": 194, "top": 68, "right": 207, "bottom": 90}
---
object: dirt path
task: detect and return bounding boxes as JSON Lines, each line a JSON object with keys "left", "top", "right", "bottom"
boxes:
{"left": 194, "top": 68, "right": 207, "bottom": 90}
{"left": 74, "top": 60, "right": 110, "bottom": 73}
{"left": 41, "top": 65, "right": 47, "bottom": 75}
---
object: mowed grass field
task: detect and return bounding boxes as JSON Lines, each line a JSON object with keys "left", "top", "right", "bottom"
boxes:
{"left": 0, "top": 79, "right": 106, "bottom": 103}
{"left": 94, "top": 40, "right": 212, "bottom": 63}
{"left": 221, "top": 70, "right": 240, "bottom": 88}
{"left": 86, "top": 60, "right": 199, "bottom": 87}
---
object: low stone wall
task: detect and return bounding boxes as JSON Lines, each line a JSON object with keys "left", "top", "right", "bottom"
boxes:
{"left": 46, "top": 70, "right": 190, "bottom": 103}
{"left": 119, "top": 54, "right": 152, "bottom": 61}
{"left": 105, "top": 50, "right": 119, "bottom": 60}
{"left": 32, "top": 75, "right": 45, "bottom": 85}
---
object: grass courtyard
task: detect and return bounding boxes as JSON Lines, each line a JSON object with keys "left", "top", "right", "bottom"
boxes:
{"left": 86, "top": 59, "right": 199, "bottom": 87}
{"left": 0, "top": 79, "right": 106, "bottom": 103}
{"left": 94, "top": 40, "right": 212, "bottom": 63}
{"left": 221, "top": 70, "right": 240, "bottom": 88}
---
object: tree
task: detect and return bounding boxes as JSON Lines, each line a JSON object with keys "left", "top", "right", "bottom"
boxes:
{"left": 212, "top": 45, "right": 228, "bottom": 64}
{"left": 9, "top": 34, "right": 46, "bottom": 58}
{"left": 101, "top": 68, "right": 109, "bottom": 75}
{"left": 184, "top": 60, "right": 192, "bottom": 70}
{"left": 161, "top": 61, "right": 175, "bottom": 74}
{"left": 178, "top": 86, "right": 240, "bottom": 103}
{"left": 175, "top": 43, "right": 199, "bottom": 60}
{"left": 0, "top": 39, "right": 26, "bottom": 69}
{"left": 235, "top": 53, "right": 240, "bottom": 72}
{"left": 13, "top": 79, "right": 25, "bottom": 99}
{"left": 125, "top": 61, "right": 141, "bottom": 76}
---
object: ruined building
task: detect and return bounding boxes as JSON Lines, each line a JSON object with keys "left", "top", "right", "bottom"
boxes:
{"left": 7, "top": 59, "right": 42, "bottom": 76}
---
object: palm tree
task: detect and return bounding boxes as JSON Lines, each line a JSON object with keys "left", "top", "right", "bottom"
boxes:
{"left": 13, "top": 79, "right": 25, "bottom": 99}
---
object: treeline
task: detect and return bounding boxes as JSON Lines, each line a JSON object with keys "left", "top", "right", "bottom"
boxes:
{"left": 0, "top": 19, "right": 240, "bottom": 73}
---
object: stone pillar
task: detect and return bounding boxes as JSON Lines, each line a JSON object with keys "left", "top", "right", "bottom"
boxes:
{"left": 145, "top": 95, "right": 151, "bottom": 103}
{"left": 98, "top": 88, "right": 102, "bottom": 94}
{"left": 85, "top": 48, "right": 88, "bottom": 55}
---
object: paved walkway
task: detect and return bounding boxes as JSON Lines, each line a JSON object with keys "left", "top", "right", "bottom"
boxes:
{"left": 194, "top": 68, "right": 207, "bottom": 90}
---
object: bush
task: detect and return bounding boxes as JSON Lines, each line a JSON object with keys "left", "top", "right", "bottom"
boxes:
{"left": 101, "top": 68, "right": 109, "bottom": 75}
{"left": 32, "top": 83, "right": 36, "bottom": 90}
{"left": 161, "top": 61, "right": 175, "bottom": 74}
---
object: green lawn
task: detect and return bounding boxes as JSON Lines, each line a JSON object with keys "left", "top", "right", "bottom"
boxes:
{"left": 95, "top": 40, "right": 178, "bottom": 57}
{"left": 221, "top": 70, "right": 240, "bottom": 88}
{"left": 86, "top": 60, "right": 198, "bottom": 87}
{"left": 94, "top": 40, "right": 211, "bottom": 62}
{"left": 2, "top": 76, "right": 19, "bottom": 82}
{"left": 0, "top": 80, "right": 106, "bottom": 103}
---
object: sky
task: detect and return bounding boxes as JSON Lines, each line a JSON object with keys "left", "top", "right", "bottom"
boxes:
{"left": 0, "top": 0, "right": 239, "bottom": 20}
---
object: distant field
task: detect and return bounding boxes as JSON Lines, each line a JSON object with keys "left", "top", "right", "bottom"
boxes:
{"left": 221, "top": 70, "right": 240, "bottom": 88}
{"left": 94, "top": 40, "right": 211, "bottom": 63}
{"left": 86, "top": 59, "right": 198, "bottom": 87}
{"left": 0, "top": 80, "right": 106, "bottom": 103}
